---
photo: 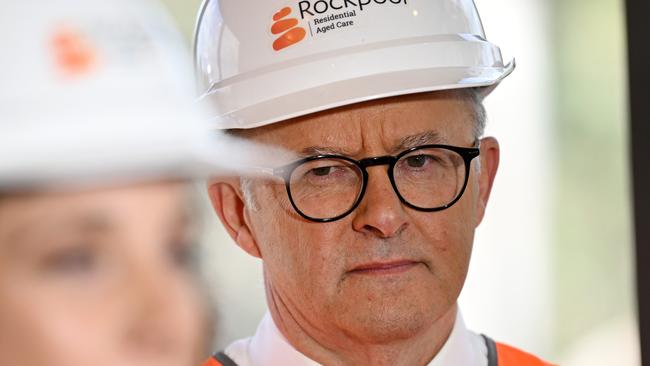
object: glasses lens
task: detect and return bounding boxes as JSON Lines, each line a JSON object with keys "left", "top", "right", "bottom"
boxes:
{"left": 394, "top": 147, "right": 467, "bottom": 209}
{"left": 289, "top": 158, "right": 363, "bottom": 220}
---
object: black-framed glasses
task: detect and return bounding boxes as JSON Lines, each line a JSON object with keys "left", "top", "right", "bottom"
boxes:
{"left": 271, "top": 142, "right": 481, "bottom": 223}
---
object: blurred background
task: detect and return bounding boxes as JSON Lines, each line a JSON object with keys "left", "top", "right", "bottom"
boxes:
{"left": 159, "top": 0, "right": 637, "bottom": 363}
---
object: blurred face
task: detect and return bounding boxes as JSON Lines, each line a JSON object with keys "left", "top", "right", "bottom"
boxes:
{"left": 0, "top": 182, "right": 207, "bottom": 366}
{"left": 211, "top": 92, "right": 499, "bottom": 345}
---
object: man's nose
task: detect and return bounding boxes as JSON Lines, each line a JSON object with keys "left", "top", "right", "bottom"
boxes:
{"left": 351, "top": 166, "right": 409, "bottom": 238}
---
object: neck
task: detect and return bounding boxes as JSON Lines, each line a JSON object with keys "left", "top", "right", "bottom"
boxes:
{"left": 265, "top": 278, "right": 458, "bottom": 366}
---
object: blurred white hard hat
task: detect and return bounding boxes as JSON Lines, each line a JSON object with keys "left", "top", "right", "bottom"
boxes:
{"left": 0, "top": 0, "right": 224, "bottom": 189}
{"left": 194, "top": 0, "right": 515, "bottom": 130}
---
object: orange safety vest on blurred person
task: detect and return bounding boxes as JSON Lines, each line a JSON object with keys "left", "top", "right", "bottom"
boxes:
{"left": 201, "top": 336, "right": 553, "bottom": 366}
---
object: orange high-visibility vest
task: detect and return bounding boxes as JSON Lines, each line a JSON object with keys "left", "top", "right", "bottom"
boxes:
{"left": 201, "top": 336, "right": 554, "bottom": 366}
{"left": 493, "top": 341, "right": 554, "bottom": 366}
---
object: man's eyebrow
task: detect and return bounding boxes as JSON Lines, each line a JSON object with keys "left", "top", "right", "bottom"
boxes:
{"left": 296, "top": 131, "right": 446, "bottom": 157}
{"left": 395, "top": 131, "right": 448, "bottom": 152}
{"left": 300, "top": 145, "right": 356, "bottom": 157}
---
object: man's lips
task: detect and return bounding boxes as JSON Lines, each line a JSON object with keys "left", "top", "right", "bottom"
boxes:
{"left": 349, "top": 260, "right": 420, "bottom": 275}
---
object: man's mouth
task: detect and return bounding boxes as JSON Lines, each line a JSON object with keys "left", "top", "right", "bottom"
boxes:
{"left": 349, "top": 260, "right": 420, "bottom": 276}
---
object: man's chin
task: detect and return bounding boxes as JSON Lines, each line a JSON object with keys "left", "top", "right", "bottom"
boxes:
{"left": 334, "top": 305, "right": 435, "bottom": 344}
{"left": 328, "top": 286, "right": 444, "bottom": 343}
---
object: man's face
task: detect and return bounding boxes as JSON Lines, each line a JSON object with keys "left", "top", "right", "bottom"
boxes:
{"left": 0, "top": 182, "right": 208, "bottom": 366}
{"left": 212, "top": 92, "right": 498, "bottom": 344}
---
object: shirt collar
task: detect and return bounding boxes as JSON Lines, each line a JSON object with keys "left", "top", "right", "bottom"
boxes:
{"left": 429, "top": 310, "right": 487, "bottom": 366}
{"left": 243, "top": 309, "right": 486, "bottom": 366}
{"left": 248, "top": 312, "right": 320, "bottom": 366}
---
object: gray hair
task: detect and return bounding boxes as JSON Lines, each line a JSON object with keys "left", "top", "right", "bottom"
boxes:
{"left": 233, "top": 87, "right": 487, "bottom": 209}
{"left": 240, "top": 175, "right": 260, "bottom": 211}
{"left": 450, "top": 87, "right": 487, "bottom": 139}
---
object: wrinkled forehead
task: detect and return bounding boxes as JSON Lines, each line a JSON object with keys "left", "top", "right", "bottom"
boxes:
{"left": 231, "top": 91, "right": 477, "bottom": 157}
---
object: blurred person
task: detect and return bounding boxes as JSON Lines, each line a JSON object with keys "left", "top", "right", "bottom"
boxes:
{"left": 0, "top": 183, "right": 208, "bottom": 366}
{"left": 0, "top": 0, "right": 225, "bottom": 365}
{"left": 195, "top": 1, "right": 554, "bottom": 365}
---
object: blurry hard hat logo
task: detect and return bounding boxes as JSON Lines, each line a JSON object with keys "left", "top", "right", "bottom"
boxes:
{"left": 51, "top": 26, "right": 98, "bottom": 76}
{"left": 271, "top": 7, "right": 306, "bottom": 51}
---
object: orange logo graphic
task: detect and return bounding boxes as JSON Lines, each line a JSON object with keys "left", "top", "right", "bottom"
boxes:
{"left": 271, "top": 7, "right": 306, "bottom": 51}
{"left": 51, "top": 26, "right": 97, "bottom": 76}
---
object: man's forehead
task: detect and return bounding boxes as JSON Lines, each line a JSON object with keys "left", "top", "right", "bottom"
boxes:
{"left": 299, "top": 130, "right": 449, "bottom": 157}
{"left": 236, "top": 92, "right": 475, "bottom": 155}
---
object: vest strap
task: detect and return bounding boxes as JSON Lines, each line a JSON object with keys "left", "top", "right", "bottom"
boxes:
{"left": 211, "top": 351, "right": 238, "bottom": 366}
{"left": 482, "top": 334, "right": 499, "bottom": 366}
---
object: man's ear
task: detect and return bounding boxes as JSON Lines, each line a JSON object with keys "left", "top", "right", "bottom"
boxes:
{"left": 207, "top": 179, "right": 262, "bottom": 258}
{"left": 475, "top": 137, "right": 500, "bottom": 226}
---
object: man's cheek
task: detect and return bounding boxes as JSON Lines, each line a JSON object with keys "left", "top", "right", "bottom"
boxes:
{"left": 413, "top": 216, "right": 454, "bottom": 248}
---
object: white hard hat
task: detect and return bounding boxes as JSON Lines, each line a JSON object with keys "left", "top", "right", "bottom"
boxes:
{"left": 194, "top": 0, "right": 515, "bottom": 130}
{"left": 0, "top": 0, "right": 225, "bottom": 189}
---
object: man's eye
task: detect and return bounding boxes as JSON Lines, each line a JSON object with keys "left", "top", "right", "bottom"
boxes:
{"left": 310, "top": 167, "right": 333, "bottom": 176}
{"left": 405, "top": 155, "right": 432, "bottom": 168}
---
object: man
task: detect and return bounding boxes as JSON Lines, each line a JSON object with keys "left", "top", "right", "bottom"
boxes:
{"left": 0, "top": 0, "right": 228, "bottom": 365}
{"left": 195, "top": 0, "right": 552, "bottom": 365}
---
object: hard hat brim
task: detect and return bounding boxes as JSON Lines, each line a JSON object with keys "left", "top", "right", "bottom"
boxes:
{"left": 203, "top": 60, "right": 515, "bottom": 130}
{"left": 0, "top": 103, "right": 227, "bottom": 190}
{"left": 198, "top": 33, "right": 515, "bottom": 130}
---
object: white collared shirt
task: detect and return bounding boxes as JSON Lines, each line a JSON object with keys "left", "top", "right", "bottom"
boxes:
{"left": 224, "top": 310, "right": 488, "bottom": 366}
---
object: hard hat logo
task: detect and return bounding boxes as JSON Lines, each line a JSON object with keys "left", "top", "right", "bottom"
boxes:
{"left": 271, "top": 7, "right": 307, "bottom": 51}
{"left": 298, "top": 0, "right": 407, "bottom": 19}
{"left": 51, "top": 26, "right": 98, "bottom": 77}
{"left": 270, "top": 0, "right": 410, "bottom": 50}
